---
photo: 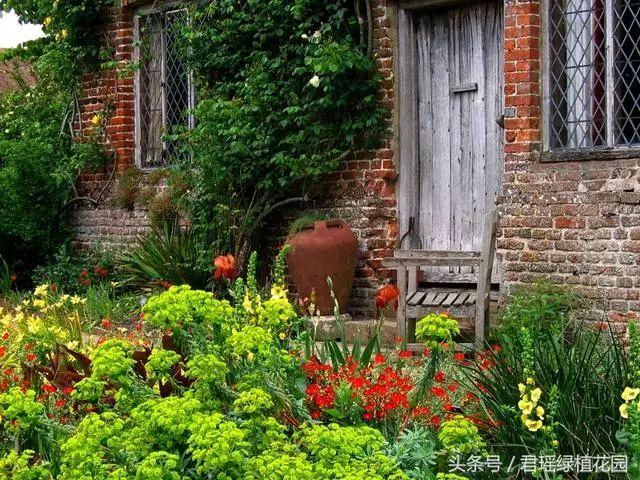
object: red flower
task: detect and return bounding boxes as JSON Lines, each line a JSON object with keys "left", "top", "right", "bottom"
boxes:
{"left": 363, "top": 412, "right": 373, "bottom": 421}
{"left": 413, "top": 405, "right": 430, "bottom": 417}
{"left": 56, "top": 399, "right": 66, "bottom": 408}
{"left": 453, "top": 352, "right": 465, "bottom": 362}
{"left": 443, "top": 403, "right": 454, "bottom": 412}
{"left": 376, "top": 284, "right": 400, "bottom": 310}
{"left": 447, "top": 383, "right": 459, "bottom": 392}
{"left": 431, "top": 386, "right": 446, "bottom": 397}
{"left": 310, "top": 410, "right": 322, "bottom": 420}
{"left": 26, "top": 353, "right": 36, "bottom": 362}
{"left": 50, "top": 283, "right": 58, "bottom": 293}
{"left": 42, "top": 384, "right": 56, "bottom": 394}
{"left": 62, "top": 386, "right": 74, "bottom": 396}
{"left": 80, "top": 269, "right": 89, "bottom": 278}
{"left": 0, "top": 346, "right": 5, "bottom": 357}
{"left": 214, "top": 254, "right": 236, "bottom": 281}
{"left": 434, "top": 371, "right": 446, "bottom": 383}
{"left": 398, "top": 350, "right": 413, "bottom": 359}
{"left": 101, "top": 319, "right": 112, "bottom": 329}
{"left": 9, "top": 274, "right": 17, "bottom": 282}
{"left": 93, "top": 265, "right": 109, "bottom": 278}
{"left": 430, "top": 415, "right": 442, "bottom": 428}
{"left": 1, "top": 332, "right": 8, "bottom": 341}
{"left": 373, "top": 353, "right": 385, "bottom": 365}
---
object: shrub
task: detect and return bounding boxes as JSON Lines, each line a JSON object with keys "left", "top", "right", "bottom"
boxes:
{"left": 0, "top": 52, "right": 104, "bottom": 272}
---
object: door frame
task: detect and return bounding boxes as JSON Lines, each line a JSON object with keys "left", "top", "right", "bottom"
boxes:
{"left": 396, "top": 0, "right": 505, "bottom": 250}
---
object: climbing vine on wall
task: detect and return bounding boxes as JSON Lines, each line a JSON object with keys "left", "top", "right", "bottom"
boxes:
{"left": 171, "top": 0, "right": 388, "bottom": 262}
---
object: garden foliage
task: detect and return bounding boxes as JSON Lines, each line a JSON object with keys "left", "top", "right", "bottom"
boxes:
{"left": 171, "top": 0, "right": 388, "bottom": 259}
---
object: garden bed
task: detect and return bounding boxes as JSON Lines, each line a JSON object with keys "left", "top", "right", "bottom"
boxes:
{"left": 0, "top": 253, "right": 635, "bottom": 479}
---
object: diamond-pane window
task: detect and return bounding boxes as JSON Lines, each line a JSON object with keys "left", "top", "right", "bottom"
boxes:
{"left": 136, "top": 8, "right": 193, "bottom": 169}
{"left": 547, "top": 0, "right": 640, "bottom": 150}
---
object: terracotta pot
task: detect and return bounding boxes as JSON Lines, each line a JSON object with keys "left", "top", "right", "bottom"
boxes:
{"left": 287, "top": 219, "right": 358, "bottom": 315}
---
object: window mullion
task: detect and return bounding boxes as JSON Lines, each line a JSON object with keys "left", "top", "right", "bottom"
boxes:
{"left": 605, "top": 0, "right": 615, "bottom": 147}
{"left": 161, "top": 13, "right": 168, "bottom": 160}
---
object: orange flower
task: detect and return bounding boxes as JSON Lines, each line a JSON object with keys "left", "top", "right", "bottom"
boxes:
{"left": 376, "top": 284, "right": 400, "bottom": 310}
{"left": 214, "top": 254, "right": 236, "bottom": 281}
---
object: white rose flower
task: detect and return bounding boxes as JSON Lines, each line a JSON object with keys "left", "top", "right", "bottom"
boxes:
{"left": 309, "top": 75, "right": 321, "bottom": 88}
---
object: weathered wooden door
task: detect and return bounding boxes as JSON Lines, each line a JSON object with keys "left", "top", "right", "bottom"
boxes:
{"left": 398, "top": 1, "right": 504, "bottom": 258}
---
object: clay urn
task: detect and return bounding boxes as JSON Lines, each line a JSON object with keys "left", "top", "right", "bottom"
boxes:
{"left": 287, "top": 219, "right": 358, "bottom": 315}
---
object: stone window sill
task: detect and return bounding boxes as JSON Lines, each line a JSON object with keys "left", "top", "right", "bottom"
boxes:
{"left": 540, "top": 148, "right": 640, "bottom": 163}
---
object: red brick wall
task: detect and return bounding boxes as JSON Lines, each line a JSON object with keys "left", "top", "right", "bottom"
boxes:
{"left": 500, "top": 0, "right": 640, "bottom": 325}
{"left": 70, "top": 1, "right": 399, "bottom": 320}
{"left": 71, "top": 5, "right": 152, "bottom": 247}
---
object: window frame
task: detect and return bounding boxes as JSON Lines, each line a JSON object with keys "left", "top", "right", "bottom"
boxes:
{"left": 541, "top": 0, "right": 640, "bottom": 161}
{"left": 133, "top": 3, "right": 195, "bottom": 170}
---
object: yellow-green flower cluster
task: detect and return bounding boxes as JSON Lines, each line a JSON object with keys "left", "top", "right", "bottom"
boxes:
{"left": 518, "top": 377, "right": 545, "bottom": 432}
{"left": 415, "top": 313, "right": 460, "bottom": 349}
{"left": 227, "top": 326, "right": 273, "bottom": 361}
{"left": 619, "top": 387, "right": 640, "bottom": 419}
{"left": 233, "top": 388, "right": 274, "bottom": 415}
{"left": 438, "top": 415, "right": 485, "bottom": 454}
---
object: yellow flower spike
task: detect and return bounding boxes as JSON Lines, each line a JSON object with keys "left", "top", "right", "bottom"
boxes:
{"left": 518, "top": 383, "right": 527, "bottom": 394}
{"left": 518, "top": 399, "right": 534, "bottom": 415}
{"left": 620, "top": 403, "right": 629, "bottom": 419}
{"left": 525, "top": 419, "right": 543, "bottom": 432}
{"left": 530, "top": 387, "right": 542, "bottom": 403}
{"left": 535, "top": 406, "right": 545, "bottom": 419}
{"left": 622, "top": 387, "right": 640, "bottom": 402}
{"left": 43, "top": 17, "right": 52, "bottom": 27}
{"left": 526, "top": 377, "right": 535, "bottom": 386}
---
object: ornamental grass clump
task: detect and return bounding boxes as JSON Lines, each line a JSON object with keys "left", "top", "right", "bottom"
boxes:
{"left": 462, "top": 284, "right": 627, "bottom": 461}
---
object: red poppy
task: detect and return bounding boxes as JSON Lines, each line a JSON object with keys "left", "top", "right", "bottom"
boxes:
{"left": 430, "top": 415, "right": 442, "bottom": 428}
{"left": 363, "top": 412, "right": 373, "bottom": 421}
{"left": 443, "top": 403, "right": 454, "bottom": 412}
{"left": 453, "top": 352, "right": 465, "bottom": 362}
{"left": 434, "top": 371, "right": 446, "bottom": 383}
{"left": 310, "top": 410, "right": 322, "bottom": 420}
{"left": 398, "top": 350, "right": 413, "bottom": 359}
{"left": 26, "top": 353, "right": 36, "bottom": 362}
{"left": 101, "top": 319, "right": 112, "bottom": 329}
{"left": 1, "top": 332, "right": 8, "bottom": 341}
{"left": 62, "top": 386, "right": 74, "bottom": 396}
{"left": 214, "top": 254, "right": 236, "bottom": 281}
{"left": 56, "top": 399, "right": 66, "bottom": 408}
{"left": 376, "top": 284, "right": 400, "bottom": 310}
{"left": 0, "top": 346, "right": 5, "bottom": 357}
{"left": 447, "top": 383, "right": 459, "bottom": 392}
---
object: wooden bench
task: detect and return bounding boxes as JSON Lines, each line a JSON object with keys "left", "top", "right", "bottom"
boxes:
{"left": 382, "top": 210, "right": 498, "bottom": 351}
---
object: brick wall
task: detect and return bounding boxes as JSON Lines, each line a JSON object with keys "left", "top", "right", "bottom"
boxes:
{"left": 70, "top": 5, "right": 151, "bottom": 248}
{"left": 70, "top": 1, "right": 400, "bottom": 320}
{"left": 500, "top": 0, "right": 640, "bottom": 325}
